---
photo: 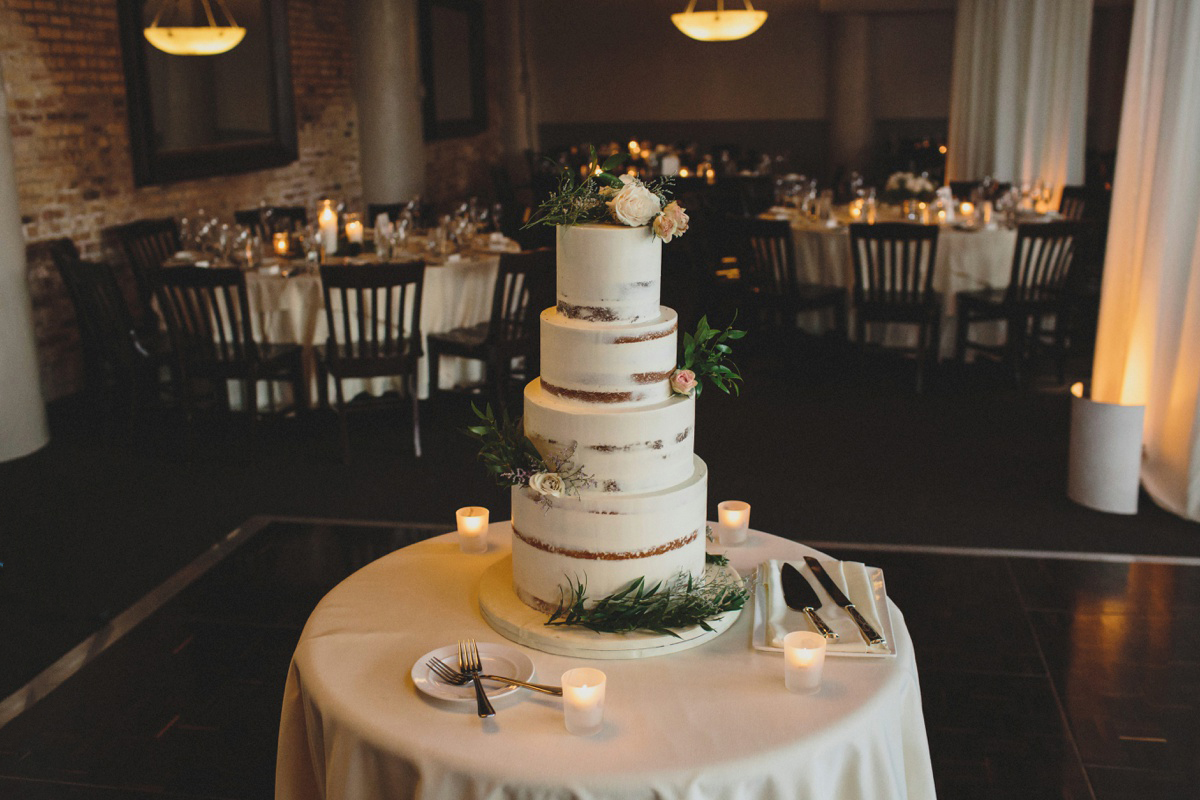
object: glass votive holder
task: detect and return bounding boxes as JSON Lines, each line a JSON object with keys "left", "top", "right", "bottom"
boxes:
{"left": 455, "top": 506, "right": 489, "bottom": 553}
{"left": 344, "top": 213, "right": 364, "bottom": 244}
{"left": 562, "top": 667, "right": 606, "bottom": 736}
{"left": 272, "top": 232, "right": 290, "bottom": 257}
{"left": 783, "top": 631, "right": 827, "bottom": 694}
{"left": 716, "top": 500, "right": 750, "bottom": 546}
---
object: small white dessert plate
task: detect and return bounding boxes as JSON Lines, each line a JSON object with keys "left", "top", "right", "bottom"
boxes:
{"left": 411, "top": 642, "right": 535, "bottom": 703}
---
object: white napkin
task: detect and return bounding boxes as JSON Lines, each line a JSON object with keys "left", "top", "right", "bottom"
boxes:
{"left": 762, "top": 559, "right": 887, "bottom": 654}
{"left": 375, "top": 215, "right": 393, "bottom": 239}
{"left": 936, "top": 186, "right": 956, "bottom": 222}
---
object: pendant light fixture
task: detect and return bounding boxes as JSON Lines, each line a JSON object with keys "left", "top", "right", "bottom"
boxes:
{"left": 671, "top": 0, "right": 768, "bottom": 42}
{"left": 143, "top": 0, "right": 246, "bottom": 56}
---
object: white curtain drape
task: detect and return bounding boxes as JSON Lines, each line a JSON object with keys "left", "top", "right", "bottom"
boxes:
{"left": 947, "top": 0, "right": 1092, "bottom": 199}
{"left": 1092, "top": 0, "right": 1200, "bottom": 522}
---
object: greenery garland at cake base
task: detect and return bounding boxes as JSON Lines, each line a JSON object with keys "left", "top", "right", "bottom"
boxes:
{"left": 545, "top": 568, "right": 749, "bottom": 639}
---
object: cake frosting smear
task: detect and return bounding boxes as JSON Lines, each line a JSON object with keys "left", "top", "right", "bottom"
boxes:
{"left": 511, "top": 223, "right": 707, "bottom": 613}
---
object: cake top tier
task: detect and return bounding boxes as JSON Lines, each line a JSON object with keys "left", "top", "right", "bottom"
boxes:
{"left": 556, "top": 224, "right": 663, "bottom": 325}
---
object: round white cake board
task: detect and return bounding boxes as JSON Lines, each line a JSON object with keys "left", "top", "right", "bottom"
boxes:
{"left": 479, "top": 555, "right": 743, "bottom": 659}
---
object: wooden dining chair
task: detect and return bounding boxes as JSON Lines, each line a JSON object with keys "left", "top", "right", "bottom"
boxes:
{"left": 154, "top": 266, "right": 306, "bottom": 427}
{"left": 319, "top": 261, "right": 426, "bottom": 461}
{"left": 426, "top": 249, "right": 554, "bottom": 415}
{"left": 733, "top": 216, "right": 847, "bottom": 338}
{"left": 112, "top": 217, "right": 180, "bottom": 330}
{"left": 50, "top": 246, "right": 169, "bottom": 421}
{"left": 234, "top": 206, "right": 308, "bottom": 241}
{"left": 848, "top": 222, "right": 943, "bottom": 392}
{"left": 1057, "top": 186, "right": 1088, "bottom": 221}
{"left": 954, "top": 221, "right": 1086, "bottom": 383}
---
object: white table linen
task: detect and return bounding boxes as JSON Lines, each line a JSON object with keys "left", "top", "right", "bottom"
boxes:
{"left": 236, "top": 254, "right": 499, "bottom": 407}
{"left": 275, "top": 525, "right": 936, "bottom": 800}
{"left": 788, "top": 218, "right": 1016, "bottom": 357}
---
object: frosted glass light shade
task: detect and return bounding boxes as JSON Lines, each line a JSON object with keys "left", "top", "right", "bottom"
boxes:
{"left": 144, "top": 25, "right": 246, "bottom": 55}
{"left": 671, "top": 9, "right": 767, "bottom": 41}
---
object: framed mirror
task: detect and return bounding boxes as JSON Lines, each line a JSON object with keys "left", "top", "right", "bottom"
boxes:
{"left": 419, "top": 0, "right": 487, "bottom": 140}
{"left": 117, "top": 0, "right": 298, "bottom": 186}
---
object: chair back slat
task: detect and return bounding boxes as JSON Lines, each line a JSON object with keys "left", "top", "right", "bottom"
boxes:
{"left": 849, "top": 223, "right": 940, "bottom": 305}
{"left": 1006, "top": 222, "right": 1083, "bottom": 303}
{"left": 320, "top": 262, "right": 426, "bottom": 370}
{"left": 488, "top": 249, "right": 554, "bottom": 348}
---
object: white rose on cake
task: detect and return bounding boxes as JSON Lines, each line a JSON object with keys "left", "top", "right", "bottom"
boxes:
{"left": 529, "top": 472, "right": 565, "bottom": 498}
{"left": 608, "top": 175, "right": 663, "bottom": 227}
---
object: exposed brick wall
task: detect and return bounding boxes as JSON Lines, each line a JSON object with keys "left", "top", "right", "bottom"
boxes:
{"left": 1, "top": 0, "right": 365, "bottom": 400}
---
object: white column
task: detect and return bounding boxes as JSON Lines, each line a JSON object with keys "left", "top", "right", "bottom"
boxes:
{"left": 0, "top": 62, "right": 49, "bottom": 461}
{"left": 349, "top": 0, "right": 426, "bottom": 204}
{"left": 947, "top": 0, "right": 1092, "bottom": 195}
{"left": 828, "top": 14, "right": 872, "bottom": 175}
{"left": 1091, "top": 0, "right": 1200, "bottom": 522}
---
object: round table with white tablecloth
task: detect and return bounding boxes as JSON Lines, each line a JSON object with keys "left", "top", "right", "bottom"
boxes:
{"left": 275, "top": 524, "right": 936, "bottom": 800}
{"left": 786, "top": 216, "right": 1017, "bottom": 357}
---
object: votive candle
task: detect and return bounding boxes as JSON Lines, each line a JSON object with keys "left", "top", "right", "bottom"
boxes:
{"left": 959, "top": 200, "right": 975, "bottom": 218}
{"left": 455, "top": 506, "right": 489, "bottom": 553}
{"left": 716, "top": 500, "right": 750, "bottom": 546}
{"left": 783, "top": 630, "right": 827, "bottom": 693}
{"left": 345, "top": 217, "right": 364, "bottom": 244}
{"left": 273, "top": 232, "right": 290, "bottom": 257}
{"left": 562, "top": 668, "right": 606, "bottom": 736}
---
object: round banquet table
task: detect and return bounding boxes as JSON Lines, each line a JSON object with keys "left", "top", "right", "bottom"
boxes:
{"left": 228, "top": 253, "right": 500, "bottom": 410}
{"left": 275, "top": 524, "right": 936, "bottom": 800}
{"left": 785, "top": 215, "right": 1017, "bottom": 358}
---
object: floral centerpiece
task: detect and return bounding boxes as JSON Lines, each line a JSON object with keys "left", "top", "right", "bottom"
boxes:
{"left": 879, "top": 171, "right": 937, "bottom": 205}
{"left": 526, "top": 147, "right": 689, "bottom": 242}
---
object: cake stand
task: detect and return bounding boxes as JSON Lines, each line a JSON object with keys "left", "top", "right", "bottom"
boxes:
{"left": 478, "top": 523, "right": 744, "bottom": 660}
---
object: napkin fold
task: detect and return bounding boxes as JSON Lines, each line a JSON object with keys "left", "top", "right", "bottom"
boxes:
{"left": 762, "top": 559, "right": 887, "bottom": 654}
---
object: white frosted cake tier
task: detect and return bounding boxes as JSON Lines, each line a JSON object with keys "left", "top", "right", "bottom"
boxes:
{"left": 523, "top": 380, "right": 695, "bottom": 495}
{"left": 538, "top": 308, "right": 677, "bottom": 406}
{"left": 510, "top": 456, "right": 708, "bottom": 613}
{"left": 556, "top": 224, "right": 661, "bottom": 324}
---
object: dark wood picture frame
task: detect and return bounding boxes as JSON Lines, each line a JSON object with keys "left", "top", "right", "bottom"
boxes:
{"left": 419, "top": 0, "right": 487, "bottom": 140}
{"left": 116, "top": 0, "right": 298, "bottom": 186}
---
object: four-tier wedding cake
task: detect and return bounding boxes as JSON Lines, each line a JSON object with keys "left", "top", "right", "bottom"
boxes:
{"left": 510, "top": 223, "right": 707, "bottom": 613}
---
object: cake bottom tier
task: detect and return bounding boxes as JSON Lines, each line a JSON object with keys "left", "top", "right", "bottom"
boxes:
{"left": 510, "top": 456, "right": 708, "bottom": 614}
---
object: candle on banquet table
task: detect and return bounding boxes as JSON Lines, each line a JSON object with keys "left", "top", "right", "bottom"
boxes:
{"left": 344, "top": 214, "right": 364, "bottom": 244}
{"left": 959, "top": 200, "right": 975, "bottom": 221}
{"left": 937, "top": 209, "right": 946, "bottom": 223}
{"left": 455, "top": 506, "right": 489, "bottom": 553}
{"left": 865, "top": 197, "right": 877, "bottom": 224}
{"left": 919, "top": 202, "right": 930, "bottom": 225}
{"left": 716, "top": 500, "right": 750, "bottom": 546}
{"left": 318, "top": 200, "right": 338, "bottom": 256}
{"left": 273, "top": 232, "right": 290, "bottom": 257}
{"left": 562, "top": 668, "right": 606, "bottom": 736}
{"left": 783, "top": 631, "right": 827, "bottom": 693}
{"left": 981, "top": 201, "right": 994, "bottom": 227}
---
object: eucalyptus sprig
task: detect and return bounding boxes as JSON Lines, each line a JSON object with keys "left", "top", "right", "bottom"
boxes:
{"left": 465, "top": 403, "right": 542, "bottom": 488}
{"left": 680, "top": 315, "right": 746, "bottom": 396}
{"left": 546, "top": 570, "right": 749, "bottom": 638}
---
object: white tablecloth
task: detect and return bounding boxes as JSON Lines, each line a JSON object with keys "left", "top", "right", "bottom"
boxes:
{"left": 239, "top": 254, "right": 499, "bottom": 406}
{"left": 275, "top": 525, "right": 936, "bottom": 800}
{"left": 788, "top": 218, "right": 1016, "bottom": 357}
